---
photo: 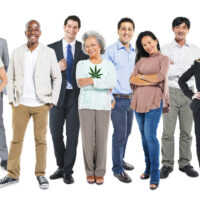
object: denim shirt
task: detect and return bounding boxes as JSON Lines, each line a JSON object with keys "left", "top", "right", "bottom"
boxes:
{"left": 76, "top": 59, "right": 116, "bottom": 110}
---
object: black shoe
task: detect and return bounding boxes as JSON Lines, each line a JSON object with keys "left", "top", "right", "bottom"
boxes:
{"left": 160, "top": 166, "right": 173, "bottom": 179}
{"left": 37, "top": 176, "right": 49, "bottom": 189}
{"left": 63, "top": 174, "right": 74, "bottom": 184}
{"left": 123, "top": 160, "right": 134, "bottom": 171}
{"left": 49, "top": 168, "right": 63, "bottom": 180}
{"left": 0, "top": 176, "right": 19, "bottom": 188}
{"left": 0, "top": 160, "right": 7, "bottom": 170}
{"left": 114, "top": 171, "right": 132, "bottom": 183}
{"left": 179, "top": 164, "right": 199, "bottom": 177}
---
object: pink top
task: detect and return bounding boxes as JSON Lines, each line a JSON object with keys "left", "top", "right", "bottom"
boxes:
{"left": 130, "top": 52, "right": 170, "bottom": 113}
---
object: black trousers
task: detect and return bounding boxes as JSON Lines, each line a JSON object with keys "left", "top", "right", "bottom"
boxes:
{"left": 50, "top": 90, "right": 79, "bottom": 175}
{"left": 193, "top": 111, "right": 200, "bottom": 167}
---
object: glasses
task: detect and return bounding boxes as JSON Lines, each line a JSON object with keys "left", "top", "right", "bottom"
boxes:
{"left": 84, "top": 43, "right": 98, "bottom": 49}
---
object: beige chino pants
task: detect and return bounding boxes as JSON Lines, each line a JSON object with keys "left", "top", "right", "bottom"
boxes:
{"left": 7, "top": 104, "right": 49, "bottom": 179}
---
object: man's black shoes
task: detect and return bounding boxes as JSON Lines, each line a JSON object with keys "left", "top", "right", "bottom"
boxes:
{"left": 63, "top": 173, "right": 74, "bottom": 184}
{"left": 49, "top": 168, "right": 63, "bottom": 180}
{"left": 123, "top": 160, "right": 134, "bottom": 171}
{"left": 160, "top": 166, "right": 173, "bottom": 179}
{"left": 114, "top": 171, "right": 132, "bottom": 183}
{"left": 179, "top": 164, "right": 199, "bottom": 177}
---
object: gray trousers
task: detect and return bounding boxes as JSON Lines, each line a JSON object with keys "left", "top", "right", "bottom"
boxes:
{"left": 79, "top": 109, "right": 110, "bottom": 177}
{"left": 0, "top": 93, "right": 8, "bottom": 160}
{"left": 161, "top": 87, "right": 193, "bottom": 168}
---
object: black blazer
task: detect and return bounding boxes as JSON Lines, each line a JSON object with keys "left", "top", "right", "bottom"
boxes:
{"left": 178, "top": 60, "right": 200, "bottom": 113}
{"left": 48, "top": 40, "right": 88, "bottom": 107}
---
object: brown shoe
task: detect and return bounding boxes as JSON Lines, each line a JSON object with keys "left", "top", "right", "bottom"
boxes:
{"left": 95, "top": 176, "right": 104, "bottom": 185}
{"left": 87, "top": 176, "right": 95, "bottom": 184}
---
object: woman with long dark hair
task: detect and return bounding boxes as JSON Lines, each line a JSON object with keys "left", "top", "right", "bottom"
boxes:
{"left": 130, "top": 31, "right": 170, "bottom": 190}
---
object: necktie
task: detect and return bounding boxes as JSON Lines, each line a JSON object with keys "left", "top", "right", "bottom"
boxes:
{"left": 66, "top": 44, "right": 73, "bottom": 85}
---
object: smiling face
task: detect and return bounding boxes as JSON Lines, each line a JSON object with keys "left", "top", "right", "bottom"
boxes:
{"left": 25, "top": 20, "right": 41, "bottom": 46}
{"left": 141, "top": 35, "right": 158, "bottom": 55}
{"left": 64, "top": 19, "right": 79, "bottom": 42}
{"left": 118, "top": 22, "right": 134, "bottom": 46}
{"left": 172, "top": 22, "right": 189, "bottom": 42}
{"left": 84, "top": 36, "right": 101, "bottom": 58}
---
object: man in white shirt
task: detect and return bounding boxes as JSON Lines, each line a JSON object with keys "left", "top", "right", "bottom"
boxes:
{"left": 161, "top": 17, "right": 200, "bottom": 179}
{"left": 0, "top": 20, "right": 61, "bottom": 189}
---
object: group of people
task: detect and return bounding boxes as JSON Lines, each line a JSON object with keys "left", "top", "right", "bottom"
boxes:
{"left": 0, "top": 15, "right": 200, "bottom": 191}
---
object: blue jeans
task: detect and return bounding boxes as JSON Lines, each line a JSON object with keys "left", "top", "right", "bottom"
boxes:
{"left": 111, "top": 97, "right": 134, "bottom": 174}
{"left": 135, "top": 101, "right": 163, "bottom": 184}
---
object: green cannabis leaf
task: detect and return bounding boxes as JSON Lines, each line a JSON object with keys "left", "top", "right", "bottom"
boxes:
{"left": 89, "top": 65, "right": 103, "bottom": 79}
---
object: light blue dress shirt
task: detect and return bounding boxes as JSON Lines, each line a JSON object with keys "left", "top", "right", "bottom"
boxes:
{"left": 76, "top": 59, "right": 116, "bottom": 110}
{"left": 102, "top": 40, "right": 135, "bottom": 95}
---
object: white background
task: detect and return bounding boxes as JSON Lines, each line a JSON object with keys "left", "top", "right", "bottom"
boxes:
{"left": 0, "top": 0, "right": 199, "bottom": 199}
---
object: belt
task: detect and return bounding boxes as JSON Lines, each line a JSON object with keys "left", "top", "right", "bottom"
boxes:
{"left": 113, "top": 94, "right": 132, "bottom": 99}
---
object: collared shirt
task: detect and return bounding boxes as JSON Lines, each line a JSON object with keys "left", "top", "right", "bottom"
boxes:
{"left": 102, "top": 40, "right": 135, "bottom": 96}
{"left": 62, "top": 39, "right": 76, "bottom": 89}
{"left": 161, "top": 40, "right": 200, "bottom": 88}
{"left": 20, "top": 44, "right": 44, "bottom": 107}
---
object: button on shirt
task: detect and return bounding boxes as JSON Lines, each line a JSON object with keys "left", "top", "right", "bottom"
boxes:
{"left": 62, "top": 39, "right": 76, "bottom": 89}
{"left": 102, "top": 40, "right": 135, "bottom": 95}
{"left": 162, "top": 40, "right": 200, "bottom": 88}
{"left": 20, "top": 44, "right": 44, "bottom": 107}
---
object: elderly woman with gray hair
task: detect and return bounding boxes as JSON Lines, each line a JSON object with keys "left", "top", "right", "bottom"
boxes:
{"left": 76, "top": 31, "right": 116, "bottom": 185}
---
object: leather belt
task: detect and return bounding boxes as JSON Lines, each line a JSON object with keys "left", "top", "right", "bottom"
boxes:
{"left": 113, "top": 94, "right": 132, "bottom": 99}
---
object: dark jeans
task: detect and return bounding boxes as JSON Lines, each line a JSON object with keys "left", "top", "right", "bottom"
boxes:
{"left": 193, "top": 111, "right": 200, "bottom": 167}
{"left": 112, "top": 97, "right": 134, "bottom": 174}
{"left": 49, "top": 90, "right": 79, "bottom": 175}
{"left": 135, "top": 101, "right": 163, "bottom": 184}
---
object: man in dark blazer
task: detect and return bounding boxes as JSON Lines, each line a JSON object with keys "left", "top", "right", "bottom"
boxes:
{"left": 48, "top": 15, "right": 88, "bottom": 184}
{"left": 0, "top": 38, "right": 9, "bottom": 170}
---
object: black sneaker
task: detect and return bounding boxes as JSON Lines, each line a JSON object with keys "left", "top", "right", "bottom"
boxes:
{"left": 0, "top": 176, "right": 19, "bottom": 188}
{"left": 0, "top": 160, "right": 7, "bottom": 170}
{"left": 37, "top": 176, "right": 49, "bottom": 189}
{"left": 160, "top": 165, "right": 173, "bottom": 179}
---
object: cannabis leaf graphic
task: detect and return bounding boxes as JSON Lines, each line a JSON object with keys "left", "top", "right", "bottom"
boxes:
{"left": 89, "top": 65, "right": 103, "bottom": 79}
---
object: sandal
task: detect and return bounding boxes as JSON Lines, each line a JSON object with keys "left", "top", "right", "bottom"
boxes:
{"left": 150, "top": 183, "right": 159, "bottom": 190}
{"left": 87, "top": 176, "right": 95, "bottom": 184}
{"left": 140, "top": 173, "right": 150, "bottom": 180}
{"left": 95, "top": 176, "right": 104, "bottom": 185}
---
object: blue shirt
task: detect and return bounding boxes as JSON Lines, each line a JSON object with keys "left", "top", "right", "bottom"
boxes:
{"left": 76, "top": 59, "right": 116, "bottom": 110}
{"left": 102, "top": 40, "right": 135, "bottom": 95}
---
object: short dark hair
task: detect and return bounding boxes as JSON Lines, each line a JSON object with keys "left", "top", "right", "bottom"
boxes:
{"left": 64, "top": 15, "right": 81, "bottom": 28}
{"left": 172, "top": 17, "right": 190, "bottom": 29}
{"left": 118, "top": 17, "right": 135, "bottom": 30}
{"left": 135, "top": 31, "right": 160, "bottom": 63}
